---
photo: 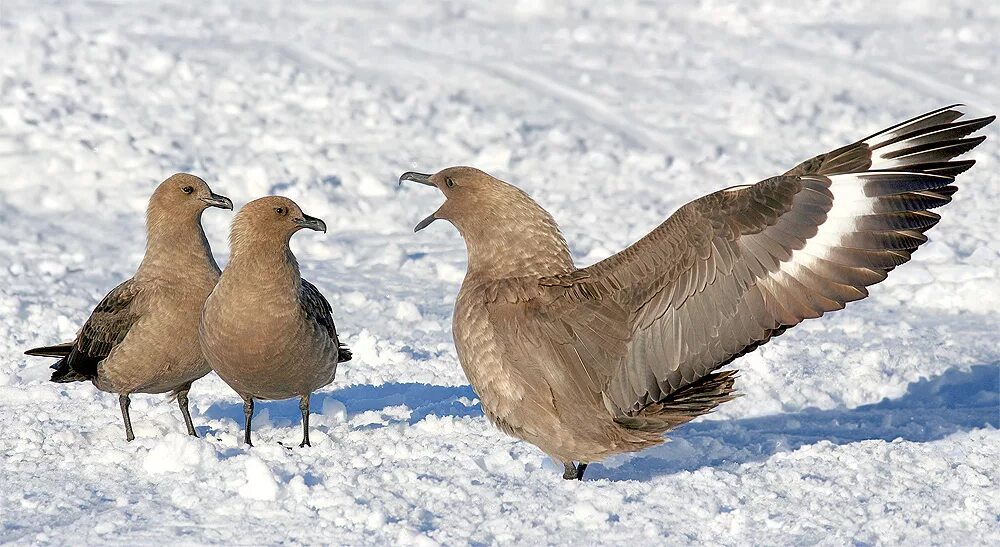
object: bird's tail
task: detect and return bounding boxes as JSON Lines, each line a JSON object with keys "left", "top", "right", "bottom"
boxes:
{"left": 337, "top": 343, "right": 353, "bottom": 363}
{"left": 614, "top": 370, "right": 739, "bottom": 434}
{"left": 48, "top": 357, "right": 91, "bottom": 383}
{"left": 25, "top": 343, "right": 92, "bottom": 383}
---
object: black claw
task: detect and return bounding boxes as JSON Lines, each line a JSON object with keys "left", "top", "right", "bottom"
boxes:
{"left": 562, "top": 461, "right": 589, "bottom": 480}
{"left": 562, "top": 462, "right": 578, "bottom": 480}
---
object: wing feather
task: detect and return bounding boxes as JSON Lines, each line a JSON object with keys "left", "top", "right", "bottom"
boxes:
{"left": 551, "top": 106, "right": 991, "bottom": 417}
{"left": 49, "top": 279, "right": 145, "bottom": 382}
{"left": 300, "top": 279, "right": 351, "bottom": 362}
{"left": 480, "top": 106, "right": 991, "bottom": 425}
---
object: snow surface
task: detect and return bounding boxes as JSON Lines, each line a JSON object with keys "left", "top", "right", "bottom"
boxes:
{"left": 2, "top": 0, "right": 999, "bottom": 545}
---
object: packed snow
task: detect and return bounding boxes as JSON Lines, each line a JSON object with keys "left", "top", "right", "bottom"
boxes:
{"left": 2, "top": 0, "right": 999, "bottom": 545}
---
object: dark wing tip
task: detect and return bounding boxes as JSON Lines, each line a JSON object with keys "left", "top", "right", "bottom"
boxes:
{"left": 49, "top": 358, "right": 92, "bottom": 383}
{"left": 337, "top": 344, "right": 352, "bottom": 363}
{"left": 24, "top": 343, "right": 74, "bottom": 358}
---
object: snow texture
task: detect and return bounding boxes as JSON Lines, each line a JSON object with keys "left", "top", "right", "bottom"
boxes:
{"left": 1, "top": 0, "right": 999, "bottom": 545}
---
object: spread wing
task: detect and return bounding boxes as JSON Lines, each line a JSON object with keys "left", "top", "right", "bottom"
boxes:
{"left": 300, "top": 279, "right": 351, "bottom": 362}
{"left": 537, "top": 105, "right": 993, "bottom": 417}
{"left": 50, "top": 279, "right": 145, "bottom": 381}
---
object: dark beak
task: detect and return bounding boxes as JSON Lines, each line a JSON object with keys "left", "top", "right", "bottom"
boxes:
{"left": 413, "top": 212, "right": 437, "bottom": 232}
{"left": 294, "top": 213, "right": 327, "bottom": 233}
{"left": 399, "top": 171, "right": 438, "bottom": 231}
{"left": 202, "top": 193, "right": 234, "bottom": 210}
{"left": 398, "top": 172, "right": 434, "bottom": 186}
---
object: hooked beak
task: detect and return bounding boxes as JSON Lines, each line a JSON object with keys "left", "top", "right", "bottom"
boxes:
{"left": 201, "top": 193, "right": 234, "bottom": 210}
{"left": 294, "top": 213, "right": 327, "bottom": 233}
{"left": 398, "top": 171, "right": 434, "bottom": 186}
{"left": 399, "top": 171, "right": 438, "bottom": 232}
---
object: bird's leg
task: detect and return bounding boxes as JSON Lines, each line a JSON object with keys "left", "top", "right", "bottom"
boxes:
{"left": 119, "top": 394, "right": 135, "bottom": 442}
{"left": 175, "top": 384, "right": 197, "bottom": 437}
{"left": 561, "top": 461, "right": 589, "bottom": 480}
{"left": 299, "top": 394, "right": 311, "bottom": 448}
{"left": 562, "top": 461, "right": 578, "bottom": 480}
{"left": 242, "top": 396, "right": 254, "bottom": 447}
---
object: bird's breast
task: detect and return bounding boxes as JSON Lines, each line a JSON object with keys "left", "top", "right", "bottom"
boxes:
{"left": 200, "top": 276, "right": 337, "bottom": 398}
{"left": 452, "top": 285, "right": 522, "bottom": 413}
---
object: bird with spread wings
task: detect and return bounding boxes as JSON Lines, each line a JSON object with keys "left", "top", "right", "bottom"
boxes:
{"left": 402, "top": 105, "right": 994, "bottom": 480}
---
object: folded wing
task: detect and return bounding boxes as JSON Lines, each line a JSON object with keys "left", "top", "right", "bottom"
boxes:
{"left": 38, "top": 279, "right": 145, "bottom": 382}
{"left": 300, "top": 279, "right": 351, "bottom": 362}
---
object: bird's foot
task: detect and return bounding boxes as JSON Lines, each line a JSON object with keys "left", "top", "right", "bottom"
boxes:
{"left": 562, "top": 461, "right": 588, "bottom": 480}
{"left": 563, "top": 462, "right": 578, "bottom": 480}
{"left": 278, "top": 439, "right": 312, "bottom": 449}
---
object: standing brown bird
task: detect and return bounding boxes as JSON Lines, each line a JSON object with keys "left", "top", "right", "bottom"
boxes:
{"left": 401, "top": 105, "right": 994, "bottom": 480}
{"left": 199, "top": 196, "right": 351, "bottom": 447}
{"left": 25, "top": 173, "right": 233, "bottom": 441}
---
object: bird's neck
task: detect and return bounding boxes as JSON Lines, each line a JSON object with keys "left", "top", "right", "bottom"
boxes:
{"left": 459, "top": 204, "right": 575, "bottom": 280}
{"left": 137, "top": 211, "right": 219, "bottom": 279}
{"left": 223, "top": 240, "right": 301, "bottom": 294}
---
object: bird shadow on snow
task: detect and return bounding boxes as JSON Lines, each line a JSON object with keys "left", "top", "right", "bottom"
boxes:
{"left": 202, "top": 383, "right": 481, "bottom": 431}
{"left": 200, "top": 365, "right": 997, "bottom": 482}
{"left": 590, "top": 363, "right": 1000, "bottom": 481}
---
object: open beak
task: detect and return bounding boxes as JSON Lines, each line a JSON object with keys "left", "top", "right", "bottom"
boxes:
{"left": 294, "top": 213, "right": 327, "bottom": 233}
{"left": 202, "top": 193, "right": 234, "bottom": 210}
{"left": 398, "top": 172, "right": 434, "bottom": 186}
{"left": 399, "top": 171, "right": 438, "bottom": 231}
{"left": 413, "top": 212, "right": 437, "bottom": 232}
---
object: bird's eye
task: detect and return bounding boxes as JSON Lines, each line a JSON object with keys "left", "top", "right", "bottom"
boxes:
{"left": 181, "top": 186, "right": 194, "bottom": 194}
{"left": 274, "top": 207, "right": 286, "bottom": 216}
{"left": 445, "top": 177, "right": 455, "bottom": 188}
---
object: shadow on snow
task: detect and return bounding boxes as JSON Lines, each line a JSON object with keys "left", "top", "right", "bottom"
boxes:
{"left": 202, "top": 364, "right": 997, "bottom": 481}
{"left": 591, "top": 363, "right": 999, "bottom": 480}
{"left": 203, "top": 383, "right": 481, "bottom": 428}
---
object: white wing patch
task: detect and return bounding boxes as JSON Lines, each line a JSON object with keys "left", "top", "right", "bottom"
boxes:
{"left": 781, "top": 174, "right": 870, "bottom": 274}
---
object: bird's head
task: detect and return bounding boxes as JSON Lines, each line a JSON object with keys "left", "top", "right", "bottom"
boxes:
{"left": 230, "top": 195, "right": 326, "bottom": 251}
{"left": 400, "top": 166, "right": 573, "bottom": 277}
{"left": 400, "top": 166, "right": 538, "bottom": 235}
{"left": 149, "top": 173, "right": 233, "bottom": 217}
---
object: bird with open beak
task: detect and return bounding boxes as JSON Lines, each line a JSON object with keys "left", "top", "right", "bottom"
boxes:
{"left": 199, "top": 196, "right": 352, "bottom": 447}
{"left": 25, "top": 173, "right": 233, "bottom": 442}
{"left": 401, "top": 105, "right": 993, "bottom": 480}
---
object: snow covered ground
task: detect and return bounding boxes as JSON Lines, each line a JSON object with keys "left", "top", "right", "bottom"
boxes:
{"left": 2, "top": 0, "right": 999, "bottom": 544}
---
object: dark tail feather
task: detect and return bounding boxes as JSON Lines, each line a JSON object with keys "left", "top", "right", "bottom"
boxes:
{"left": 25, "top": 343, "right": 74, "bottom": 358}
{"left": 49, "top": 357, "right": 91, "bottom": 383}
{"left": 615, "top": 370, "right": 740, "bottom": 433}
{"left": 338, "top": 344, "right": 352, "bottom": 363}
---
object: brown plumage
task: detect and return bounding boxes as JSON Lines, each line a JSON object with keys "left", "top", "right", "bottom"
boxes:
{"left": 199, "top": 196, "right": 351, "bottom": 447}
{"left": 401, "top": 105, "right": 994, "bottom": 480}
{"left": 24, "top": 173, "right": 233, "bottom": 441}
